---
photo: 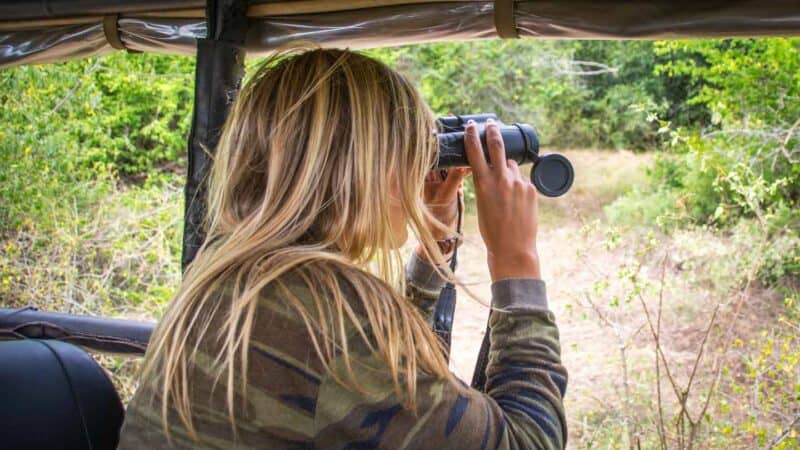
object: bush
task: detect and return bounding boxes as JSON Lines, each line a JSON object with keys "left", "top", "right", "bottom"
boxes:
{"left": 369, "top": 40, "right": 701, "bottom": 150}
{"left": 654, "top": 39, "right": 800, "bottom": 226}
{"left": 1, "top": 53, "right": 194, "bottom": 181}
{"left": 608, "top": 38, "right": 800, "bottom": 238}
{"left": 1, "top": 53, "right": 192, "bottom": 399}
{"left": 604, "top": 187, "right": 682, "bottom": 228}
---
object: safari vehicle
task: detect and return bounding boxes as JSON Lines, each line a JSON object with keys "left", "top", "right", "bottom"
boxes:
{"left": 1, "top": 1, "right": 798, "bottom": 448}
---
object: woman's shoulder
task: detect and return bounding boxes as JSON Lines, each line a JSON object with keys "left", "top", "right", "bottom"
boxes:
{"left": 259, "top": 261, "right": 386, "bottom": 306}
{"left": 252, "top": 262, "right": 387, "bottom": 341}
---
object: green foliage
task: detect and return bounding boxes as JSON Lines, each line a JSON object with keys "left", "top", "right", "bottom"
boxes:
{"left": 575, "top": 41, "right": 709, "bottom": 129}
{"left": 604, "top": 186, "right": 681, "bottom": 229}
{"left": 1, "top": 53, "right": 194, "bottom": 180}
{"left": 656, "top": 39, "right": 800, "bottom": 127}
{"left": 569, "top": 40, "right": 708, "bottom": 150}
{"left": 1, "top": 52, "right": 194, "bottom": 228}
{"left": 80, "top": 55, "right": 195, "bottom": 175}
{"left": 0, "top": 173, "right": 183, "bottom": 400}
{"left": 608, "top": 38, "right": 799, "bottom": 247}
{"left": 0, "top": 174, "right": 182, "bottom": 313}
{"left": 371, "top": 41, "right": 586, "bottom": 146}
{"left": 655, "top": 39, "right": 800, "bottom": 226}
{"left": 0, "top": 53, "right": 187, "bottom": 308}
{"left": 716, "top": 325, "right": 800, "bottom": 448}
{"left": 369, "top": 40, "right": 698, "bottom": 150}
{"left": 1, "top": 53, "right": 190, "bottom": 395}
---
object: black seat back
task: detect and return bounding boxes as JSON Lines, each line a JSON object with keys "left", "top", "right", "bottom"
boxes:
{"left": 0, "top": 339, "right": 124, "bottom": 450}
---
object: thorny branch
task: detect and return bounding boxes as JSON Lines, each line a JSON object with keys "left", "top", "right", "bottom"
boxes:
{"left": 768, "top": 413, "right": 800, "bottom": 450}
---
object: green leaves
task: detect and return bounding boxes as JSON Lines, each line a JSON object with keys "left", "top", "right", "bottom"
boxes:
{"left": 370, "top": 40, "right": 664, "bottom": 149}
{"left": 607, "top": 38, "right": 799, "bottom": 234}
{"left": 656, "top": 39, "right": 800, "bottom": 128}
{"left": 1, "top": 52, "right": 195, "bottom": 180}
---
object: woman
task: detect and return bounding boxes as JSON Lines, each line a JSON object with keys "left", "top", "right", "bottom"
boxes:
{"left": 120, "top": 46, "right": 567, "bottom": 449}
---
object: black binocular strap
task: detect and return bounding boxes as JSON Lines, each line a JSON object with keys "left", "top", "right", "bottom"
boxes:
{"left": 429, "top": 188, "right": 490, "bottom": 391}
{"left": 433, "top": 191, "right": 463, "bottom": 355}
{"left": 470, "top": 322, "right": 491, "bottom": 391}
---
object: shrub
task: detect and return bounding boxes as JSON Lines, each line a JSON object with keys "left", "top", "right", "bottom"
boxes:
{"left": 608, "top": 38, "right": 800, "bottom": 237}
{"left": 1, "top": 53, "right": 194, "bottom": 181}
{"left": 368, "top": 40, "right": 700, "bottom": 150}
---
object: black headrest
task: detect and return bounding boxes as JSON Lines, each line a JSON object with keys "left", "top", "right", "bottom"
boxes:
{"left": 0, "top": 339, "right": 124, "bottom": 450}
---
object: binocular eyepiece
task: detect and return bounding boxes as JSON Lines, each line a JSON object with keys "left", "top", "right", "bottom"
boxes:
{"left": 436, "top": 114, "right": 574, "bottom": 197}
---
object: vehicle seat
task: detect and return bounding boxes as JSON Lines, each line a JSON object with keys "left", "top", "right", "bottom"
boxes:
{"left": 0, "top": 339, "right": 124, "bottom": 450}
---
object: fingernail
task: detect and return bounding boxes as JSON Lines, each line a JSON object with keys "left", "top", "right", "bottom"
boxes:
{"left": 467, "top": 119, "right": 475, "bottom": 124}
{"left": 486, "top": 118, "right": 494, "bottom": 124}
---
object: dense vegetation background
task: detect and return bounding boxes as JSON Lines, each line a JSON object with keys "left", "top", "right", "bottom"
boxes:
{"left": 1, "top": 39, "right": 798, "bottom": 448}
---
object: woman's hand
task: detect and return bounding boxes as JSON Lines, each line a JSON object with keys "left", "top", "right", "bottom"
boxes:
{"left": 415, "top": 168, "right": 469, "bottom": 261}
{"left": 464, "top": 119, "right": 541, "bottom": 281}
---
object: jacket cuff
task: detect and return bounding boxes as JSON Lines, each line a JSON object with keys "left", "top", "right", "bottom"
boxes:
{"left": 491, "top": 278, "right": 548, "bottom": 312}
{"left": 406, "top": 252, "right": 447, "bottom": 294}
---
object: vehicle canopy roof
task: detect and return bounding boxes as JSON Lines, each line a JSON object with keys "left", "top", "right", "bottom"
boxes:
{"left": 1, "top": 0, "right": 799, "bottom": 68}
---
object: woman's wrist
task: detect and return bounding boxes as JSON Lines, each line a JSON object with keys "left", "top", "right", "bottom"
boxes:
{"left": 488, "top": 250, "right": 541, "bottom": 282}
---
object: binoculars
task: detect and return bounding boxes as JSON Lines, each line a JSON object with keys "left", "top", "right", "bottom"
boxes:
{"left": 436, "top": 114, "right": 574, "bottom": 197}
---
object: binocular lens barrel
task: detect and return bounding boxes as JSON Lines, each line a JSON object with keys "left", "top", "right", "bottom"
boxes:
{"left": 438, "top": 123, "right": 539, "bottom": 168}
{"left": 436, "top": 122, "right": 574, "bottom": 197}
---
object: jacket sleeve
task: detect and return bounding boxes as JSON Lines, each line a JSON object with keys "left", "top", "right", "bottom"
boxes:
{"left": 404, "top": 251, "right": 448, "bottom": 326}
{"left": 313, "top": 278, "right": 568, "bottom": 450}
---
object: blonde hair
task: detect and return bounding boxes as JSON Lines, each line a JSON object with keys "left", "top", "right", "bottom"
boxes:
{"left": 142, "top": 44, "right": 456, "bottom": 438}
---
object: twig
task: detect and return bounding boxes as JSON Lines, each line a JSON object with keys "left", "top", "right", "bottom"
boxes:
{"left": 50, "top": 59, "right": 103, "bottom": 115}
{"left": 779, "top": 117, "right": 800, "bottom": 163}
{"left": 530, "top": 58, "right": 619, "bottom": 77}
{"left": 637, "top": 290, "right": 682, "bottom": 408}
{"left": 560, "top": 59, "right": 620, "bottom": 76}
{"left": 767, "top": 413, "right": 800, "bottom": 449}
{"left": 684, "top": 302, "right": 720, "bottom": 418}
{"left": 655, "top": 253, "right": 668, "bottom": 450}
{"left": 582, "top": 292, "right": 640, "bottom": 442}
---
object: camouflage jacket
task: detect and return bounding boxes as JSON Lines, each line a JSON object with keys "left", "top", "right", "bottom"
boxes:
{"left": 119, "top": 253, "right": 567, "bottom": 449}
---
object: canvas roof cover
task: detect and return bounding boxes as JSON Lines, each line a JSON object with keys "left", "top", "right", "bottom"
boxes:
{"left": 1, "top": 0, "right": 799, "bottom": 68}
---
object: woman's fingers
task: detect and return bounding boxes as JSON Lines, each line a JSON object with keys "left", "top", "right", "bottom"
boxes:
{"left": 442, "top": 167, "right": 469, "bottom": 191}
{"left": 429, "top": 169, "right": 467, "bottom": 202}
{"left": 506, "top": 159, "right": 523, "bottom": 181}
{"left": 425, "top": 168, "right": 469, "bottom": 190}
{"left": 485, "top": 119, "right": 508, "bottom": 177}
{"left": 464, "top": 121, "right": 489, "bottom": 179}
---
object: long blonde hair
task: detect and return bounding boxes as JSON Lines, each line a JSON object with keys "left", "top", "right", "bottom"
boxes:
{"left": 142, "top": 44, "right": 456, "bottom": 438}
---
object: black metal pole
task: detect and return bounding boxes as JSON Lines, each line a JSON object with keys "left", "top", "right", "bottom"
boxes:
{"left": 181, "top": 0, "right": 248, "bottom": 271}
